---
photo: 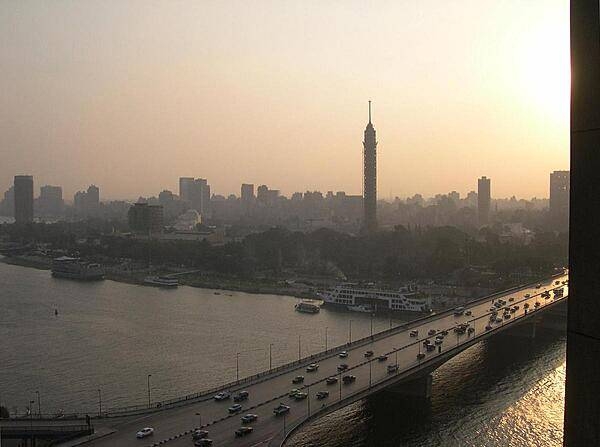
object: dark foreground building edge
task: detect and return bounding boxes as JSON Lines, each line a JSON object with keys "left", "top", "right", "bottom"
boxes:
{"left": 563, "top": 1, "right": 600, "bottom": 446}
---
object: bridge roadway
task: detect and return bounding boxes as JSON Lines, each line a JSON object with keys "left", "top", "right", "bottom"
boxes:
{"left": 74, "top": 273, "right": 569, "bottom": 447}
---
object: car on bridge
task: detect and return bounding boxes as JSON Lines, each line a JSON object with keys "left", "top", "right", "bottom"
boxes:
{"left": 342, "top": 374, "right": 356, "bottom": 385}
{"left": 387, "top": 364, "right": 399, "bottom": 373}
{"left": 409, "top": 330, "right": 418, "bottom": 337}
{"left": 316, "top": 391, "right": 329, "bottom": 400}
{"left": 228, "top": 404, "right": 243, "bottom": 414}
{"left": 326, "top": 376, "right": 338, "bottom": 384}
{"left": 417, "top": 352, "right": 425, "bottom": 359}
{"left": 194, "top": 439, "right": 212, "bottom": 447}
{"left": 289, "top": 389, "right": 300, "bottom": 397}
{"left": 273, "top": 403, "right": 290, "bottom": 415}
{"left": 485, "top": 324, "right": 493, "bottom": 331}
{"left": 426, "top": 344, "right": 436, "bottom": 352}
{"left": 377, "top": 354, "right": 388, "bottom": 361}
{"left": 342, "top": 375, "right": 356, "bottom": 384}
{"left": 192, "top": 429, "right": 209, "bottom": 440}
{"left": 294, "top": 392, "right": 308, "bottom": 400}
{"left": 213, "top": 391, "right": 230, "bottom": 401}
{"left": 235, "top": 426, "right": 254, "bottom": 437}
{"left": 136, "top": 427, "right": 154, "bottom": 439}
{"left": 428, "top": 329, "right": 436, "bottom": 335}
{"left": 337, "top": 363, "right": 349, "bottom": 372}
{"left": 241, "top": 413, "right": 258, "bottom": 424}
{"left": 292, "top": 375, "right": 305, "bottom": 384}
{"left": 364, "top": 350, "right": 374, "bottom": 357}
{"left": 339, "top": 350, "right": 349, "bottom": 358}
{"left": 306, "top": 363, "right": 319, "bottom": 372}
{"left": 233, "top": 390, "right": 249, "bottom": 402}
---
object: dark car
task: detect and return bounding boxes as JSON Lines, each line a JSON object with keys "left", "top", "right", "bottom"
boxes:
{"left": 326, "top": 376, "right": 338, "bottom": 385}
{"left": 192, "top": 430, "right": 209, "bottom": 440}
{"left": 194, "top": 440, "right": 213, "bottom": 447}
{"left": 377, "top": 355, "right": 388, "bottom": 362}
{"left": 292, "top": 375, "right": 305, "bottom": 384}
{"left": 233, "top": 391, "right": 249, "bottom": 402}
{"left": 235, "top": 426, "right": 254, "bottom": 437}
{"left": 316, "top": 391, "right": 329, "bottom": 400}
{"left": 364, "top": 350, "right": 374, "bottom": 357}
{"left": 337, "top": 364, "right": 349, "bottom": 372}
{"left": 342, "top": 375, "right": 356, "bottom": 384}
{"left": 241, "top": 414, "right": 258, "bottom": 424}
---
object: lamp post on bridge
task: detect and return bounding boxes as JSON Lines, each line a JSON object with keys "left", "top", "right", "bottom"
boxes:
{"left": 147, "top": 374, "right": 152, "bottom": 409}
{"left": 35, "top": 390, "right": 40, "bottom": 418}
{"left": 298, "top": 335, "right": 301, "bottom": 361}
{"left": 348, "top": 320, "right": 353, "bottom": 344}
{"left": 324, "top": 327, "right": 328, "bottom": 351}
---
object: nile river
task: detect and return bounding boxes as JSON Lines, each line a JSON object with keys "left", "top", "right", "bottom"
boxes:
{"left": 0, "top": 261, "right": 566, "bottom": 446}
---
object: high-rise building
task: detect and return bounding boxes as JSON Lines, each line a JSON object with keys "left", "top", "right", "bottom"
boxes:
{"left": 38, "top": 185, "right": 63, "bottom": 216}
{"left": 179, "top": 177, "right": 195, "bottom": 203}
{"left": 14, "top": 175, "right": 34, "bottom": 223}
{"left": 0, "top": 186, "right": 15, "bottom": 217}
{"left": 128, "top": 202, "right": 164, "bottom": 235}
{"left": 179, "top": 177, "right": 210, "bottom": 217}
{"left": 363, "top": 101, "right": 377, "bottom": 232}
{"left": 241, "top": 184, "right": 254, "bottom": 202}
{"left": 549, "top": 170, "right": 570, "bottom": 229}
{"left": 73, "top": 184, "right": 100, "bottom": 218}
{"left": 477, "top": 176, "right": 491, "bottom": 226}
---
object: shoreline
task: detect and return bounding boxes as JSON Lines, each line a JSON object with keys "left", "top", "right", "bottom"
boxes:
{"left": 0, "top": 255, "right": 314, "bottom": 299}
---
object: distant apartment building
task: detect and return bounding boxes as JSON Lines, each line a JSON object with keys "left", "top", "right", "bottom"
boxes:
{"left": 549, "top": 170, "right": 570, "bottom": 230}
{"left": 14, "top": 175, "right": 34, "bottom": 223}
{"left": 0, "top": 186, "right": 15, "bottom": 217}
{"left": 128, "top": 203, "right": 164, "bottom": 235}
{"left": 241, "top": 184, "right": 255, "bottom": 202}
{"left": 179, "top": 177, "right": 210, "bottom": 217}
{"left": 38, "top": 185, "right": 63, "bottom": 217}
{"left": 477, "top": 176, "right": 491, "bottom": 226}
{"left": 73, "top": 185, "right": 100, "bottom": 218}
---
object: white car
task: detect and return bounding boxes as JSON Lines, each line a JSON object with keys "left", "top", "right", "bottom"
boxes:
{"left": 136, "top": 427, "right": 154, "bottom": 439}
{"left": 213, "top": 391, "right": 230, "bottom": 401}
{"left": 339, "top": 351, "right": 348, "bottom": 358}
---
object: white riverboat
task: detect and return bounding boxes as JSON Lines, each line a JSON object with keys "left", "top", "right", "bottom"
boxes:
{"left": 143, "top": 276, "right": 179, "bottom": 288}
{"left": 319, "top": 284, "right": 432, "bottom": 313}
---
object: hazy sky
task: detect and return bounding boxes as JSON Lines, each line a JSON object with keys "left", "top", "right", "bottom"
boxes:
{"left": 0, "top": 0, "right": 570, "bottom": 200}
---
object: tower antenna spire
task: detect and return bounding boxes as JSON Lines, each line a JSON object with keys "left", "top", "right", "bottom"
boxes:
{"left": 368, "top": 100, "right": 371, "bottom": 123}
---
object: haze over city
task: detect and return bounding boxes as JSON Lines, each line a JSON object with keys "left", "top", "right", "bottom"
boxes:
{"left": 1, "top": 0, "right": 569, "bottom": 200}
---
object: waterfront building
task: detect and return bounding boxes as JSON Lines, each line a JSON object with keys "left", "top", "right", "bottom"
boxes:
{"left": 128, "top": 202, "right": 164, "bottom": 235}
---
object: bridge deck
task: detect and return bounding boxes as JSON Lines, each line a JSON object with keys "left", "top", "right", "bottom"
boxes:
{"left": 59, "top": 273, "right": 568, "bottom": 447}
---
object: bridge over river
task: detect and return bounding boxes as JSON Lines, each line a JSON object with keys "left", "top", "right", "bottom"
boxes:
{"left": 1, "top": 273, "right": 568, "bottom": 447}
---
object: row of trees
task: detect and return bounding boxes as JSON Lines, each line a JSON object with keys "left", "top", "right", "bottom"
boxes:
{"left": 1, "top": 222, "right": 568, "bottom": 282}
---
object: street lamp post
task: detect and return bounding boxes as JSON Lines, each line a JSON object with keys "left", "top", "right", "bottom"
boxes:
{"left": 147, "top": 374, "right": 152, "bottom": 408}
{"left": 35, "top": 391, "right": 40, "bottom": 418}
{"left": 348, "top": 320, "right": 352, "bottom": 344}
{"left": 298, "top": 335, "right": 301, "bottom": 361}
{"left": 195, "top": 412, "right": 202, "bottom": 428}
{"left": 97, "top": 389, "right": 102, "bottom": 417}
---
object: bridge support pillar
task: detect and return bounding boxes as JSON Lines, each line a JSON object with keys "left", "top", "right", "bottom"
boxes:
{"left": 387, "top": 374, "right": 432, "bottom": 399}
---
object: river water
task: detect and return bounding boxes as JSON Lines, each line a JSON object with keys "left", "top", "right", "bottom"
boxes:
{"left": 0, "top": 261, "right": 566, "bottom": 446}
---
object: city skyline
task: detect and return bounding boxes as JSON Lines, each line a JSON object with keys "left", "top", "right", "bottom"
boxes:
{"left": 0, "top": 1, "right": 569, "bottom": 200}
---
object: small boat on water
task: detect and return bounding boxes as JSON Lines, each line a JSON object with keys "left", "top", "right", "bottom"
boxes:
{"left": 143, "top": 276, "right": 179, "bottom": 288}
{"left": 295, "top": 301, "right": 321, "bottom": 314}
{"left": 52, "top": 256, "right": 105, "bottom": 280}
